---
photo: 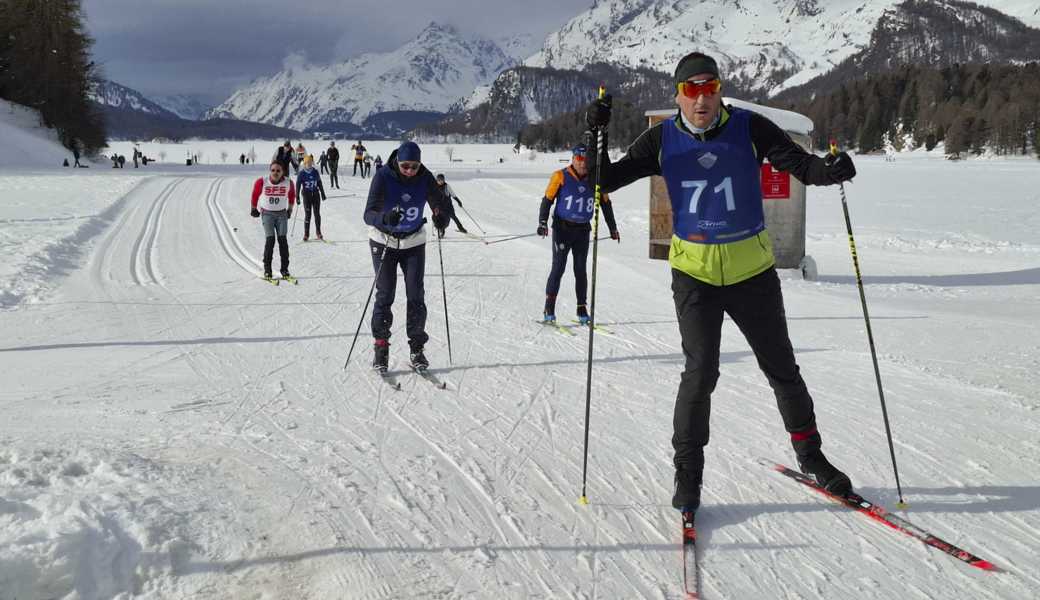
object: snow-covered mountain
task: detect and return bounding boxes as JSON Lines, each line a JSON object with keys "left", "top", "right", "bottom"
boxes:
{"left": 208, "top": 22, "right": 515, "bottom": 131}
{"left": 87, "top": 80, "right": 178, "bottom": 119}
{"left": 526, "top": 0, "right": 1040, "bottom": 96}
{"left": 153, "top": 95, "right": 213, "bottom": 121}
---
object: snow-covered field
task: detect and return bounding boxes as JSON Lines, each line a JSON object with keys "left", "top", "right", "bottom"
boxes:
{"left": 1, "top": 144, "right": 1038, "bottom": 599}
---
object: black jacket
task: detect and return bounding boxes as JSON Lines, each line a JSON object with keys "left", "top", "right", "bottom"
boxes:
{"left": 363, "top": 150, "right": 453, "bottom": 235}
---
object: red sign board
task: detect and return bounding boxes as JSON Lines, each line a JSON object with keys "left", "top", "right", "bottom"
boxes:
{"left": 761, "top": 162, "right": 790, "bottom": 200}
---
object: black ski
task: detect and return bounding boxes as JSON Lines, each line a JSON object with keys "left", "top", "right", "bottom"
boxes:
{"left": 374, "top": 368, "right": 401, "bottom": 390}
{"left": 412, "top": 367, "right": 448, "bottom": 390}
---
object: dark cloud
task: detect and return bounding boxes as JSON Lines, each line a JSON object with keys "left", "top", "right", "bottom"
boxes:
{"left": 82, "top": 0, "right": 590, "bottom": 104}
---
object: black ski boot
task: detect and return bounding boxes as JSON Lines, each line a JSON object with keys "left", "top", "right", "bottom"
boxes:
{"left": 409, "top": 347, "right": 429, "bottom": 372}
{"left": 791, "top": 427, "right": 852, "bottom": 496}
{"left": 372, "top": 339, "right": 390, "bottom": 373}
{"left": 576, "top": 304, "right": 590, "bottom": 325}
{"left": 672, "top": 468, "right": 702, "bottom": 511}
{"left": 798, "top": 451, "right": 852, "bottom": 496}
{"left": 543, "top": 294, "right": 557, "bottom": 322}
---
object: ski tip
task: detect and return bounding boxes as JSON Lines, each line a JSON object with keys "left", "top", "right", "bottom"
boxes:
{"left": 972, "top": 559, "right": 999, "bottom": 572}
{"left": 578, "top": 495, "right": 589, "bottom": 506}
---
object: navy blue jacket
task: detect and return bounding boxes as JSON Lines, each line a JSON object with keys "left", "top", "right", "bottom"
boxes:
{"left": 363, "top": 150, "right": 453, "bottom": 235}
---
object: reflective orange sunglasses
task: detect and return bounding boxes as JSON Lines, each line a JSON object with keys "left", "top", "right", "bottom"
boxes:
{"left": 677, "top": 78, "right": 722, "bottom": 99}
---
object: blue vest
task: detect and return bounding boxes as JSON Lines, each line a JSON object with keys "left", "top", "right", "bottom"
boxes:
{"left": 552, "top": 168, "right": 594, "bottom": 224}
{"left": 381, "top": 172, "right": 430, "bottom": 234}
{"left": 660, "top": 108, "right": 764, "bottom": 244}
{"left": 297, "top": 168, "right": 322, "bottom": 194}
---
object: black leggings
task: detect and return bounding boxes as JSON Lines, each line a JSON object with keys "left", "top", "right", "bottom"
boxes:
{"left": 303, "top": 193, "right": 321, "bottom": 236}
{"left": 544, "top": 222, "right": 590, "bottom": 305}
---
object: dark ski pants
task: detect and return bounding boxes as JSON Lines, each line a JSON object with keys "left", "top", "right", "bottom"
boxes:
{"left": 320, "top": 163, "right": 328, "bottom": 174}
{"left": 329, "top": 163, "right": 339, "bottom": 188}
{"left": 370, "top": 240, "right": 429, "bottom": 351}
{"left": 302, "top": 192, "right": 322, "bottom": 237}
{"left": 544, "top": 222, "right": 590, "bottom": 305}
{"left": 670, "top": 267, "right": 819, "bottom": 472}
{"left": 353, "top": 158, "right": 364, "bottom": 176}
{"left": 451, "top": 213, "right": 466, "bottom": 231}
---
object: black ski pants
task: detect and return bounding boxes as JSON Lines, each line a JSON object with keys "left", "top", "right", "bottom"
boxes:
{"left": 329, "top": 162, "right": 339, "bottom": 188}
{"left": 670, "top": 267, "right": 819, "bottom": 472}
{"left": 353, "top": 158, "right": 364, "bottom": 176}
{"left": 545, "top": 221, "right": 590, "bottom": 305}
{"left": 370, "top": 240, "right": 429, "bottom": 351}
{"left": 302, "top": 192, "right": 322, "bottom": 237}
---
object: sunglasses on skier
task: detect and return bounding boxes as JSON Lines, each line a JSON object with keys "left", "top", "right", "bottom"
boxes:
{"left": 398, "top": 161, "right": 420, "bottom": 172}
{"left": 677, "top": 78, "right": 722, "bottom": 99}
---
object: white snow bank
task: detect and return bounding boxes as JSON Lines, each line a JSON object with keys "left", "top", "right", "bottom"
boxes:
{"left": 0, "top": 100, "right": 75, "bottom": 168}
{"left": 0, "top": 174, "right": 139, "bottom": 308}
{"left": 0, "top": 446, "right": 188, "bottom": 600}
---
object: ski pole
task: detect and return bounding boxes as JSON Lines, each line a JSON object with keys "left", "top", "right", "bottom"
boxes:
{"left": 343, "top": 234, "right": 394, "bottom": 369}
{"left": 290, "top": 200, "right": 301, "bottom": 237}
{"left": 436, "top": 227, "right": 453, "bottom": 365}
{"left": 830, "top": 140, "right": 907, "bottom": 508}
{"left": 457, "top": 201, "right": 486, "bottom": 234}
{"left": 483, "top": 232, "right": 538, "bottom": 245}
{"left": 579, "top": 86, "right": 608, "bottom": 506}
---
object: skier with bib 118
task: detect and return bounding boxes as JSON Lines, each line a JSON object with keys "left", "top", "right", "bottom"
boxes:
{"left": 363, "top": 141, "right": 453, "bottom": 373}
{"left": 538, "top": 144, "right": 619, "bottom": 325}
{"left": 250, "top": 161, "right": 297, "bottom": 281}
{"left": 584, "top": 51, "right": 858, "bottom": 514}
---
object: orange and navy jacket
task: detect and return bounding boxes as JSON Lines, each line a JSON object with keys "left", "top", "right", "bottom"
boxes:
{"left": 540, "top": 166, "right": 617, "bottom": 231}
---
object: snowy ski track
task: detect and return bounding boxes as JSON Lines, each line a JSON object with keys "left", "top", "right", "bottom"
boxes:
{"left": 1, "top": 154, "right": 1038, "bottom": 599}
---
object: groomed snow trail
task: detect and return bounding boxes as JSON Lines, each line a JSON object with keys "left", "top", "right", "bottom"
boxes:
{"left": 1, "top": 155, "right": 1038, "bottom": 599}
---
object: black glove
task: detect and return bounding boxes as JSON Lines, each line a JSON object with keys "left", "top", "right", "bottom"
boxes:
{"left": 454, "top": 197, "right": 463, "bottom": 207}
{"left": 610, "top": 229, "right": 620, "bottom": 243}
{"left": 824, "top": 151, "right": 856, "bottom": 183}
{"left": 250, "top": 208, "right": 260, "bottom": 218}
{"left": 585, "top": 94, "right": 613, "bottom": 129}
{"left": 382, "top": 207, "right": 403, "bottom": 227}
{"left": 432, "top": 209, "right": 450, "bottom": 231}
{"left": 286, "top": 209, "right": 292, "bottom": 220}
{"left": 537, "top": 222, "right": 548, "bottom": 237}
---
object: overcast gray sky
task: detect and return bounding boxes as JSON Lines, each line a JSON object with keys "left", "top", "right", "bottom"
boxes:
{"left": 82, "top": 0, "right": 591, "bottom": 104}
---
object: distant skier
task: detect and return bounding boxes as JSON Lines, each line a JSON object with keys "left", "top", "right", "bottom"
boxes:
{"left": 319, "top": 151, "right": 329, "bottom": 174}
{"left": 72, "top": 144, "right": 81, "bottom": 167}
{"left": 363, "top": 151, "right": 373, "bottom": 178}
{"left": 294, "top": 143, "right": 306, "bottom": 173}
{"left": 584, "top": 51, "right": 858, "bottom": 513}
{"left": 250, "top": 161, "right": 297, "bottom": 280}
{"left": 240, "top": 153, "right": 246, "bottom": 165}
{"left": 536, "top": 144, "right": 619, "bottom": 324}
{"left": 296, "top": 154, "right": 326, "bottom": 241}
{"left": 352, "top": 140, "right": 366, "bottom": 176}
{"left": 373, "top": 154, "right": 383, "bottom": 172}
{"left": 326, "top": 141, "right": 340, "bottom": 189}
{"left": 362, "top": 141, "right": 453, "bottom": 373}
{"left": 274, "top": 141, "right": 298, "bottom": 177}
{"left": 434, "top": 174, "right": 469, "bottom": 234}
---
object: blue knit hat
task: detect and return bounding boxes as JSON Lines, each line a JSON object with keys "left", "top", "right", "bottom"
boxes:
{"left": 397, "top": 141, "right": 421, "bottom": 162}
{"left": 571, "top": 144, "right": 588, "bottom": 156}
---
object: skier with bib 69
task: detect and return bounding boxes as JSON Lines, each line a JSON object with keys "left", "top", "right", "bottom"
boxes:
{"left": 250, "top": 161, "right": 297, "bottom": 280}
{"left": 538, "top": 144, "right": 619, "bottom": 324}
{"left": 363, "top": 141, "right": 453, "bottom": 373}
{"left": 584, "top": 52, "right": 858, "bottom": 514}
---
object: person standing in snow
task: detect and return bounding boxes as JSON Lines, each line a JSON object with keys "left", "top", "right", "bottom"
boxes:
{"left": 537, "top": 144, "right": 619, "bottom": 325}
{"left": 362, "top": 141, "right": 453, "bottom": 373}
{"left": 274, "top": 141, "right": 297, "bottom": 177}
{"left": 296, "top": 155, "right": 326, "bottom": 241}
{"left": 434, "top": 174, "right": 469, "bottom": 234}
{"left": 319, "top": 150, "right": 329, "bottom": 174}
{"left": 72, "top": 143, "right": 81, "bottom": 167}
{"left": 373, "top": 154, "right": 383, "bottom": 172}
{"left": 250, "top": 161, "right": 296, "bottom": 280}
{"left": 584, "top": 51, "right": 858, "bottom": 513}
{"left": 326, "top": 141, "right": 340, "bottom": 189}
{"left": 363, "top": 150, "right": 373, "bottom": 178}
{"left": 352, "top": 140, "right": 366, "bottom": 176}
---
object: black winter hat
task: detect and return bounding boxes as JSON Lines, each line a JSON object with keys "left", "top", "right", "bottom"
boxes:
{"left": 674, "top": 52, "right": 720, "bottom": 83}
